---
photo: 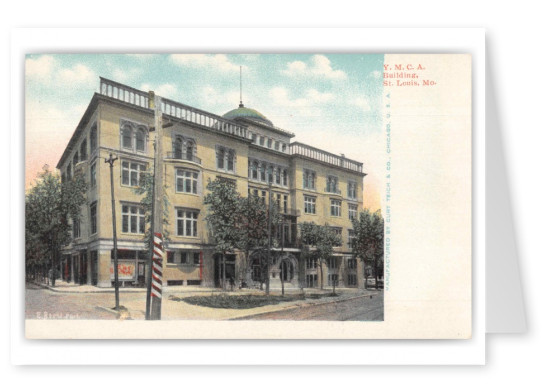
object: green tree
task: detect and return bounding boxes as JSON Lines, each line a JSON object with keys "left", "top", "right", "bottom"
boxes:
{"left": 351, "top": 209, "right": 384, "bottom": 289}
{"left": 25, "top": 167, "right": 87, "bottom": 286}
{"left": 235, "top": 194, "right": 268, "bottom": 286}
{"left": 298, "top": 222, "right": 342, "bottom": 290}
{"left": 203, "top": 178, "right": 242, "bottom": 291}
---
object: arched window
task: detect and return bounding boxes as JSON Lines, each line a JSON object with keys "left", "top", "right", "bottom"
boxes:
{"left": 122, "top": 125, "right": 133, "bottom": 149}
{"left": 252, "top": 161, "right": 258, "bottom": 179}
{"left": 90, "top": 123, "right": 97, "bottom": 152}
{"left": 260, "top": 163, "right": 266, "bottom": 182}
{"left": 120, "top": 121, "right": 148, "bottom": 153}
{"left": 174, "top": 137, "right": 184, "bottom": 159}
{"left": 186, "top": 140, "right": 194, "bottom": 161}
{"left": 135, "top": 128, "right": 146, "bottom": 152}
{"left": 227, "top": 150, "right": 234, "bottom": 171}
{"left": 80, "top": 139, "right": 87, "bottom": 161}
{"left": 217, "top": 147, "right": 225, "bottom": 169}
{"left": 275, "top": 167, "right": 281, "bottom": 185}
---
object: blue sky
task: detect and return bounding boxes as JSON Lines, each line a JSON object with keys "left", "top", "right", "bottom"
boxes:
{"left": 25, "top": 53, "right": 385, "bottom": 208}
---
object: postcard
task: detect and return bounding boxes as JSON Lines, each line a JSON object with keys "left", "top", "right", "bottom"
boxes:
{"left": 24, "top": 52, "right": 471, "bottom": 340}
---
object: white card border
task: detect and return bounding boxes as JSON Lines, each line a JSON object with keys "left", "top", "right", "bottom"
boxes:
{"left": 10, "top": 27, "right": 485, "bottom": 365}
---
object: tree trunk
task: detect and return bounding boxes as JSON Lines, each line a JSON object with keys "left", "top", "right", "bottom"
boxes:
{"left": 280, "top": 260, "right": 285, "bottom": 296}
{"left": 222, "top": 253, "right": 226, "bottom": 292}
{"left": 319, "top": 260, "right": 324, "bottom": 290}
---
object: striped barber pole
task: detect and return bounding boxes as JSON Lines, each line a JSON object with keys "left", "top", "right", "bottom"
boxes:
{"left": 151, "top": 232, "right": 164, "bottom": 299}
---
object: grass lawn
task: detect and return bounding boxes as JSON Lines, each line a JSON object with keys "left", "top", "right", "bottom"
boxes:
{"left": 170, "top": 293, "right": 337, "bottom": 309}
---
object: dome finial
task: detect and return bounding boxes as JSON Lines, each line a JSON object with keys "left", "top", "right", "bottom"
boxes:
{"left": 239, "top": 65, "right": 244, "bottom": 108}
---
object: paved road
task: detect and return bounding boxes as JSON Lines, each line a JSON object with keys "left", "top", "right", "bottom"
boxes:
{"left": 236, "top": 291, "right": 384, "bottom": 321}
{"left": 25, "top": 283, "right": 145, "bottom": 320}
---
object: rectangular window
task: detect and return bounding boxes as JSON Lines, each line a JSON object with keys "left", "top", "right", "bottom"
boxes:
{"left": 216, "top": 147, "right": 235, "bottom": 172}
{"left": 304, "top": 196, "right": 316, "bottom": 214}
{"left": 348, "top": 181, "right": 357, "bottom": 199}
{"left": 122, "top": 204, "right": 145, "bottom": 234}
{"left": 329, "top": 274, "right": 339, "bottom": 286}
{"left": 251, "top": 133, "right": 257, "bottom": 143}
{"left": 90, "top": 203, "right": 97, "bottom": 234}
{"left": 331, "top": 227, "right": 342, "bottom": 241}
{"left": 90, "top": 124, "right": 97, "bottom": 152}
{"left": 275, "top": 141, "right": 280, "bottom": 151}
{"left": 90, "top": 162, "right": 96, "bottom": 188}
{"left": 327, "top": 175, "right": 339, "bottom": 193}
{"left": 348, "top": 204, "right": 358, "bottom": 220}
{"left": 80, "top": 140, "right": 87, "bottom": 161}
{"left": 176, "top": 169, "right": 198, "bottom": 194}
{"left": 306, "top": 274, "right": 318, "bottom": 288}
{"left": 283, "top": 195, "right": 288, "bottom": 214}
{"left": 176, "top": 209, "right": 198, "bottom": 237}
{"left": 330, "top": 199, "right": 342, "bottom": 217}
{"left": 347, "top": 258, "right": 357, "bottom": 269}
{"left": 348, "top": 274, "right": 357, "bottom": 286}
{"left": 72, "top": 218, "right": 80, "bottom": 239}
{"left": 282, "top": 143, "right": 287, "bottom": 153}
{"left": 267, "top": 139, "right": 272, "bottom": 148}
{"left": 259, "top": 136, "right": 265, "bottom": 146}
{"left": 303, "top": 169, "right": 316, "bottom": 190}
{"left": 261, "top": 191, "right": 266, "bottom": 204}
{"left": 276, "top": 193, "right": 281, "bottom": 211}
{"left": 167, "top": 251, "right": 175, "bottom": 264}
{"left": 348, "top": 230, "right": 356, "bottom": 248}
{"left": 327, "top": 257, "right": 338, "bottom": 269}
{"left": 306, "top": 258, "right": 318, "bottom": 269}
{"left": 122, "top": 161, "right": 146, "bottom": 186}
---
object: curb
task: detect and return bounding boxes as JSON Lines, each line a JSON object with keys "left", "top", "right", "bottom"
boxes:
{"left": 225, "top": 291, "right": 382, "bottom": 321}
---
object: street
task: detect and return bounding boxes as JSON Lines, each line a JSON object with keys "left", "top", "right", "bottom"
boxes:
{"left": 25, "top": 283, "right": 145, "bottom": 320}
{"left": 26, "top": 282, "right": 383, "bottom": 321}
{"left": 235, "top": 291, "right": 384, "bottom": 321}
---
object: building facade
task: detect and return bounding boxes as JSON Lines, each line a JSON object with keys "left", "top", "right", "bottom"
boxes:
{"left": 56, "top": 77, "right": 367, "bottom": 290}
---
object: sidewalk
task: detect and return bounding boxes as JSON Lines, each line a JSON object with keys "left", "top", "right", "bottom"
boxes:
{"left": 31, "top": 280, "right": 382, "bottom": 321}
{"left": 149, "top": 288, "right": 381, "bottom": 321}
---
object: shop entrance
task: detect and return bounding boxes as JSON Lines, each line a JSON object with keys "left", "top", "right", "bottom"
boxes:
{"left": 214, "top": 254, "right": 236, "bottom": 288}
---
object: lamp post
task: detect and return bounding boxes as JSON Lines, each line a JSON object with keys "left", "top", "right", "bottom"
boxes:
{"left": 104, "top": 153, "right": 120, "bottom": 311}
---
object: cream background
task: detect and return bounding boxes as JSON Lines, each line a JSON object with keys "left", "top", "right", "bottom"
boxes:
{"left": 26, "top": 54, "right": 472, "bottom": 340}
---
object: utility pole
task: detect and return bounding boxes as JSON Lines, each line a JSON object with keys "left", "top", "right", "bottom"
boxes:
{"left": 147, "top": 92, "right": 166, "bottom": 320}
{"left": 105, "top": 153, "right": 120, "bottom": 311}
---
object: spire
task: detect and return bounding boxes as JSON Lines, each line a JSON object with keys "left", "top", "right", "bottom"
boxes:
{"left": 239, "top": 65, "right": 244, "bottom": 108}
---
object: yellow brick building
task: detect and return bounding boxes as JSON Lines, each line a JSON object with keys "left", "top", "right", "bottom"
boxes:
{"left": 56, "top": 78, "right": 367, "bottom": 289}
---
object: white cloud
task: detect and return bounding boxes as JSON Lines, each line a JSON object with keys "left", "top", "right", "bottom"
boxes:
{"left": 26, "top": 56, "right": 96, "bottom": 88}
{"left": 126, "top": 54, "right": 156, "bottom": 60}
{"left": 170, "top": 54, "right": 243, "bottom": 73}
{"left": 140, "top": 83, "right": 177, "bottom": 99}
{"left": 349, "top": 96, "right": 371, "bottom": 112}
{"left": 112, "top": 67, "right": 141, "bottom": 83}
{"left": 270, "top": 87, "right": 334, "bottom": 107}
{"left": 282, "top": 55, "right": 347, "bottom": 80}
{"left": 370, "top": 70, "right": 382, "bottom": 78}
{"left": 57, "top": 64, "right": 96, "bottom": 87}
{"left": 201, "top": 85, "right": 239, "bottom": 107}
{"left": 26, "top": 55, "right": 56, "bottom": 81}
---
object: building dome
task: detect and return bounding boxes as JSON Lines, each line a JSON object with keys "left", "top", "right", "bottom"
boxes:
{"left": 222, "top": 104, "right": 273, "bottom": 127}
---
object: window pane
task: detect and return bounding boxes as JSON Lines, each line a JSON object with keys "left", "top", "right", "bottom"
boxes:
{"left": 123, "top": 129, "right": 132, "bottom": 148}
{"left": 136, "top": 131, "right": 145, "bottom": 151}
{"left": 122, "top": 216, "right": 128, "bottom": 232}
{"left": 176, "top": 178, "right": 183, "bottom": 192}
{"left": 130, "top": 171, "right": 138, "bottom": 186}
{"left": 131, "top": 216, "right": 137, "bottom": 232}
